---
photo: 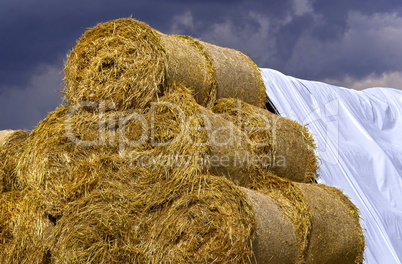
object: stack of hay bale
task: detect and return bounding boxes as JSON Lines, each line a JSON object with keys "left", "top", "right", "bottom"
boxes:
{"left": 0, "top": 18, "right": 364, "bottom": 263}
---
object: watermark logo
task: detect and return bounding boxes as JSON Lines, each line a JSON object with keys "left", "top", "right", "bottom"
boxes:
{"left": 63, "top": 99, "right": 296, "bottom": 169}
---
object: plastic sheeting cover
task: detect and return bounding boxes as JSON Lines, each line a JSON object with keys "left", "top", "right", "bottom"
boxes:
{"left": 261, "top": 68, "right": 402, "bottom": 264}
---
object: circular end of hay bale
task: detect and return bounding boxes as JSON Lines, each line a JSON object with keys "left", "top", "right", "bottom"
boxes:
{"left": 15, "top": 106, "right": 132, "bottom": 216}
{"left": 64, "top": 18, "right": 167, "bottom": 110}
{"left": 144, "top": 176, "right": 255, "bottom": 263}
{"left": 273, "top": 117, "right": 318, "bottom": 182}
{"left": 50, "top": 181, "right": 145, "bottom": 263}
{"left": 51, "top": 176, "right": 256, "bottom": 264}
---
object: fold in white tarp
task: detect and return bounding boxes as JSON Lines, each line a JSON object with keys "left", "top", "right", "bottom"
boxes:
{"left": 261, "top": 68, "right": 402, "bottom": 264}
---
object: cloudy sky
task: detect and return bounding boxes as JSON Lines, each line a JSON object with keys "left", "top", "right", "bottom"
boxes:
{"left": 1, "top": 0, "right": 402, "bottom": 130}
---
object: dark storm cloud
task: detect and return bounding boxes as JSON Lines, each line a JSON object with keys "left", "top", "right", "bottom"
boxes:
{"left": 276, "top": 9, "right": 402, "bottom": 81}
{"left": 1, "top": 0, "right": 402, "bottom": 129}
{"left": 0, "top": 0, "right": 179, "bottom": 92}
{"left": 307, "top": 0, "right": 402, "bottom": 46}
{"left": 0, "top": 0, "right": 293, "bottom": 94}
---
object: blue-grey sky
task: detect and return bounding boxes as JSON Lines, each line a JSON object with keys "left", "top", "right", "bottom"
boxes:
{"left": 1, "top": 0, "right": 402, "bottom": 130}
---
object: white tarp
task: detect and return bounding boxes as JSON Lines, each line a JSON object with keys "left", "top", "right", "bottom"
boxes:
{"left": 261, "top": 68, "right": 402, "bottom": 264}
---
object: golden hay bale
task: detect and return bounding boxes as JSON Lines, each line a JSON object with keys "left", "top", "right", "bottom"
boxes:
{"left": 15, "top": 105, "right": 139, "bottom": 216}
{"left": 64, "top": 18, "right": 266, "bottom": 110}
{"left": 247, "top": 173, "right": 312, "bottom": 263}
{"left": 15, "top": 83, "right": 207, "bottom": 216}
{"left": 141, "top": 176, "right": 255, "bottom": 263}
{"left": 242, "top": 179, "right": 364, "bottom": 264}
{"left": 158, "top": 35, "right": 217, "bottom": 107}
{"left": 48, "top": 180, "right": 146, "bottom": 264}
{"left": 295, "top": 183, "right": 365, "bottom": 264}
{"left": 50, "top": 176, "right": 256, "bottom": 264}
{"left": 0, "top": 190, "right": 53, "bottom": 264}
{"left": 0, "top": 130, "right": 29, "bottom": 193}
{"left": 200, "top": 40, "right": 266, "bottom": 107}
{"left": 212, "top": 98, "right": 318, "bottom": 182}
{"left": 242, "top": 187, "right": 299, "bottom": 263}
{"left": 120, "top": 83, "right": 279, "bottom": 188}
{"left": 160, "top": 34, "right": 266, "bottom": 108}
{"left": 64, "top": 18, "right": 166, "bottom": 110}
{"left": 197, "top": 107, "right": 257, "bottom": 185}
{"left": 111, "top": 81, "right": 250, "bottom": 184}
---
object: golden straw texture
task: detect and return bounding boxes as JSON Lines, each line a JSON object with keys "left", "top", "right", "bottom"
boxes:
{"left": 0, "top": 190, "right": 53, "bottom": 264}
{"left": 50, "top": 176, "right": 255, "bottom": 264}
{"left": 64, "top": 18, "right": 267, "bottom": 110}
{"left": 0, "top": 130, "right": 29, "bottom": 193}
{"left": 213, "top": 98, "right": 318, "bottom": 182}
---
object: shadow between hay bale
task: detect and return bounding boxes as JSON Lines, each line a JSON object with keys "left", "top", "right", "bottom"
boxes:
{"left": 64, "top": 18, "right": 266, "bottom": 110}
{"left": 158, "top": 34, "right": 218, "bottom": 107}
{"left": 0, "top": 190, "right": 53, "bottom": 264}
{"left": 212, "top": 98, "right": 318, "bottom": 183}
{"left": 50, "top": 176, "right": 255, "bottom": 264}
{"left": 0, "top": 130, "right": 29, "bottom": 193}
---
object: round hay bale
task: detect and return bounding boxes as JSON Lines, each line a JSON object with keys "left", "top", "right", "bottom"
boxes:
{"left": 48, "top": 180, "right": 146, "bottom": 263}
{"left": 159, "top": 34, "right": 218, "bottom": 107}
{"left": 122, "top": 83, "right": 274, "bottom": 187}
{"left": 16, "top": 83, "right": 208, "bottom": 216}
{"left": 15, "top": 105, "right": 138, "bottom": 216}
{"left": 295, "top": 183, "right": 365, "bottom": 264}
{"left": 0, "top": 130, "right": 29, "bottom": 193}
{"left": 0, "top": 190, "right": 53, "bottom": 264}
{"left": 142, "top": 175, "right": 256, "bottom": 263}
{"left": 247, "top": 173, "right": 312, "bottom": 263}
{"left": 212, "top": 98, "right": 318, "bottom": 182}
{"left": 200, "top": 40, "right": 266, "bottom": 107}
{"left": 242, "top": 180, "right": 364, "bottom": 263}
{"left": 198, "top": 107, "right": 276, "bottom": 186}
{"left": 64, "top": 18, "right": 266, "bottom": 110}
{"left": 64, "top": 18, "right": 167, "bottom": 110}
{"left": 242, "top": 187, "right": 299, "bottom": 263}
{"left": 50, "top": 176, "right": 256, "bottom": 264}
